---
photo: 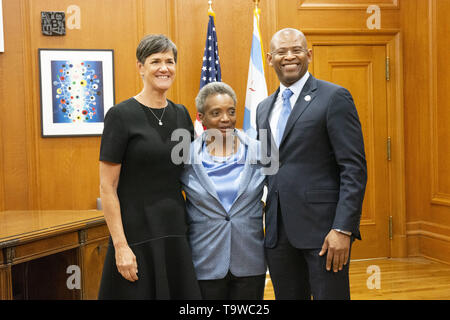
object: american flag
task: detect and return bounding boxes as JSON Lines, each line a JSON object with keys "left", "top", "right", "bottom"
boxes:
{"left": 195, "top": 12, "right": 222, "bottom": 137}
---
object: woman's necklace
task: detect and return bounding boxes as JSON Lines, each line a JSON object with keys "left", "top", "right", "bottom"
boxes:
{"left": 147, "top": 106, "right": 166, "bottom": 126}
{"left": 135, "top": 94, "right": 167, "bottom": 126}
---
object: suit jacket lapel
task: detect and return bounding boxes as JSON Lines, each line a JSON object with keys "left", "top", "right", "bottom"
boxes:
{"left": 233, "top": 131, "right": 254, "bottom": 203}
{"left": 279, "top": 75, "right": 318, "bottom": 147}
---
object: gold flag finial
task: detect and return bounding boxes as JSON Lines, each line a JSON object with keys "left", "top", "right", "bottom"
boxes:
{"left": 253, "top": 0, "right": 261, "bottom": 9}
{"left": 208, "top": 0, "right": 214, "bottom": 14}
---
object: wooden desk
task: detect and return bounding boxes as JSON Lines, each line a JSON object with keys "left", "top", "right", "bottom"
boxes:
{"left": 0, "top": 210, "right": 109, "bottom": 300}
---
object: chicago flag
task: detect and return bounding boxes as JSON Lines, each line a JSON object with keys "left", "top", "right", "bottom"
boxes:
{"left": 243, "top": 7, "right": 267, "bottom": 138}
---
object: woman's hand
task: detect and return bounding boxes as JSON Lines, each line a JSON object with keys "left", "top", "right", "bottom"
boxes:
{"left": 100, "top": 161, "right": 138, "bottom": 282}
{"left": 115, "top": 244, "right": 139, "bottom": 282}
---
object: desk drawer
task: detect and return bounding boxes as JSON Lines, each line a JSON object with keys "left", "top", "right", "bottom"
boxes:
{"left": 13, "top": 232, "right": 79, "bottom": 264}
{"left": 86, "top": 224, "right": 109, "bottom": 242}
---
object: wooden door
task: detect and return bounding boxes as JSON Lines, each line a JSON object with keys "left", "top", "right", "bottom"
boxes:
{"left": 313, "top": 45, "right": 390, "bottom": 259}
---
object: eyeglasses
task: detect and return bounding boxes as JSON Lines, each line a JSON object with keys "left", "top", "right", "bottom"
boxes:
{"left": 270, "top": 47, "right": 309, "bottom": 58}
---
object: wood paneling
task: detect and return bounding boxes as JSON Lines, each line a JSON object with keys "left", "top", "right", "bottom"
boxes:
{"left": 28, "top": 0, "right": 141, "bottom": 210}
{"left": 0, "top": 0, "right": 278, "bottom": 211}
{"left": 313, "top": 43, "right": 391, "bottom": 258}
{"left": 298, "top": 0, "right": 399, "bottom": 10}
{"left": 402, "top": 0, "right": 430, "bottom": 224}
{"left": 0, "top": 0, "right": 32, "bottom": 210}
{"left": 280, "top": 0, "right": 400, "bottom": 32}
{"left": 431, "top": 0, "right": 450, "bottom": 206}
{"left": 0, "top": 12, "right": 4, "bottom": 211}
{"left": 402, "top": 0, "right": 450, "bottom": 264}
{"left": 0, "top": 0, "right": 449, "bottom": 265}
{"left": 0, "top": 0, "right": 402, "bottom": 209}
{"left": 141, "top": 0, "right": 174, "bottom": 100}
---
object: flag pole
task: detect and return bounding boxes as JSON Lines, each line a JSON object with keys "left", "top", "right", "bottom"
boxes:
{"left": 196, "top": 0, "right": 222, "bottom": 137}
{"left": 252, "top": 0, "right": 265, "bottom": 69}
{"left": 243, "top": 0, "right": 267, "bottom": 137}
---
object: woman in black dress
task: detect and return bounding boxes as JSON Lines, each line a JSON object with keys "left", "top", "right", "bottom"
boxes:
{"left": 98, "top": 34, "right": 201, "bottom": 299}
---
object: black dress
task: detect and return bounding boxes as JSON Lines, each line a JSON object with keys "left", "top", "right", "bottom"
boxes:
{"left": 98, "top": 98, "right": 201, "bottom": 299}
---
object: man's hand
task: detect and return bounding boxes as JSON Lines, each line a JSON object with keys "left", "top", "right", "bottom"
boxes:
{"left": 319, "top": 229, "right": 351, "bottom": 272}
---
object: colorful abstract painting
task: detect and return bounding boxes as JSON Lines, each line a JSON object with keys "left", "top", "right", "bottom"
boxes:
{"left": 39, "top": 49, "right": 114, "bottom": 137}
{"left": 51, "top": 60, "right": 104, "bottom": 123}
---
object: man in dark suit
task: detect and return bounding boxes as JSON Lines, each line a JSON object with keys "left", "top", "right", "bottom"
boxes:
{"left": 256, "top": 28, "right": 367, "bottom": 300}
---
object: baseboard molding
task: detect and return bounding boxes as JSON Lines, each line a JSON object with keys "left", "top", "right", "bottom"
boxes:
{"left": 420, "top": 253, "right": 450, "bottom": 267}
{"left": 407, "top": 220, "right": 450, "bottom": 239}
{"left": 406, "top": 220, "right": 450, "bottom": 265}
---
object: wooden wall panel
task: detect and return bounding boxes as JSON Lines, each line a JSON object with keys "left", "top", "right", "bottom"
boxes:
{"left": 281, "top": 0, "right": 400, "bottom": 32}
{"left": 141, "top": 0, "right": 174, "bottom": 100}
{"left": 142, "top": 0, "right": 172, "bottom": 36}
{"left": 402, "top": 0, "right": 450, "bottom": 264}
{"left": 402, "top": 0, "right": 430, "bottom": 225}
{"left": 1, "top": 0, "right": 449, "bottom": 264}
{"left": 299, "top": 0, "right": 399, "bottom": 9}
{"left": 0, "top": 7, "right": 4, "bottom": 211}
{"left": 0, "top": 0, "right": 32, "bottom": 210}
{"left": 0, "top": 0, "right": 402, "bottom": 211}
{"left": 27, "top": 0, "right": 142, "bottom": 209}
{"left": 432, "top": 0, "right": 450, "bottom": 205}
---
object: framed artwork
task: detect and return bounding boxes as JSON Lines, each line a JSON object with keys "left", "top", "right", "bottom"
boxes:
{"left": 0, "top": 0, "right": 4, "bottom": 52}
{"left": 38, "top": 49, "right": 115, "bottom": 137}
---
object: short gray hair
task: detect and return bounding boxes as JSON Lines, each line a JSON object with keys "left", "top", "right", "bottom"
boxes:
{"left": 195, "top": 82, "right": 237, "bottom": 113}
{"left": 136, "top": 34, "right": 177, "bottom": 64}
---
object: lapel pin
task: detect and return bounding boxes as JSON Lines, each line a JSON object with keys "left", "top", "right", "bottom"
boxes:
{"left": 304, "top": 95, "right": 311, "bottom": 102}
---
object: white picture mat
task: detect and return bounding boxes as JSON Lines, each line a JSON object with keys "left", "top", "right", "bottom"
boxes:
{"left": 39, "top": 49, "right": 115, "bottom": 136}
{"left": 0, "top": 0, "right": 4, "bottom": 52}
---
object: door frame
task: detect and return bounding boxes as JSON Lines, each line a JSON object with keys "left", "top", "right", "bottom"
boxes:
{"left": 304, "top": 30, "right": 406, "bottom": 258}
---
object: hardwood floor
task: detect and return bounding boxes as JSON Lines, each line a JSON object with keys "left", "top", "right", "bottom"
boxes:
{"left": 263, "top": 257, "right": 450, "bottom": 300}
